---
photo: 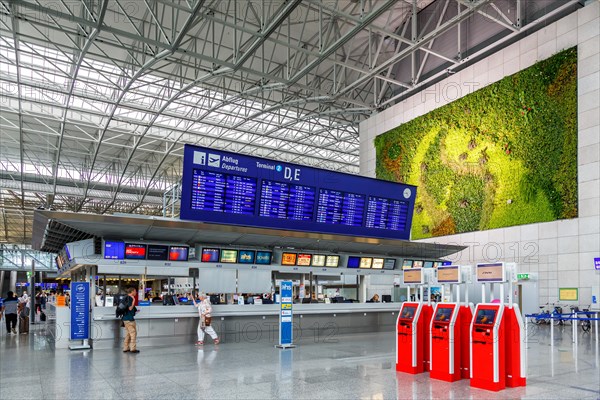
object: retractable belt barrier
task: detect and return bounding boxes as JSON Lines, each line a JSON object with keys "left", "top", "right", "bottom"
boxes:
{"left": 525, "top": 312, "right": 600, "bottom": 321}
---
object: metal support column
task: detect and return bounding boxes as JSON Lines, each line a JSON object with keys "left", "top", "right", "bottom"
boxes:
{"left": 102, "top": 275, "right": 107, "bottom": 306}
{"left": 9, "top": 270, "right": 16, "bottom": 293}
{"left": 30, "top": 260, "right": 35, "bottom": 325}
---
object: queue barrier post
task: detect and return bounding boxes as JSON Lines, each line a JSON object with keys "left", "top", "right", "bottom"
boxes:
{"left": 550, "top": 314, "right": 554, "bottom": 346}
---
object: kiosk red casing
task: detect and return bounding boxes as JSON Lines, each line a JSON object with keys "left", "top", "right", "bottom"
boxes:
{"left": 470, "top": 303, "right": 506, "bottom": 392}
{"left": 429, "top": 303, "right": 461, "bottom": 382}
{"left": 396, "top": 302, "right": 424, "bottom": 374}
{"left": 504, "top": 304, "right": 527, "bottom": 387}
{"left": 421, "top": 304, "right": 433, "bottom": 372}
{"left": 459, "top": 304, "right": 474, "bottom": 379}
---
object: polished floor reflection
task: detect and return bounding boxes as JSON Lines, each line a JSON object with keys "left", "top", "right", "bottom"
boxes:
{"left": 0, "top": 322, "right": 598, "bottom": 399}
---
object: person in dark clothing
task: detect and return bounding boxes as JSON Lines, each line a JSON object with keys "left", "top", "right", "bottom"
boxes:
{"left": 122, "top": 287, "right": 139, "bottom": 353}
{"left": 2, "top": 291, "right": 19, "bottom": 334}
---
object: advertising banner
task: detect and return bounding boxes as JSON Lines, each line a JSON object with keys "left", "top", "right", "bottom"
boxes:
{"left": 559, "top": 288, "right": 578, "bottom": 301}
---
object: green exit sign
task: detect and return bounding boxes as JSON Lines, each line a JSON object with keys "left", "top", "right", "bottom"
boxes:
{"left": 517, "top": 273, "right": 529, "bottom": 280}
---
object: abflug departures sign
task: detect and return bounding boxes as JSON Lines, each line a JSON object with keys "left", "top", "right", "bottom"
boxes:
{"left": 180, "top": 144, "right": 417, "bottom": 240}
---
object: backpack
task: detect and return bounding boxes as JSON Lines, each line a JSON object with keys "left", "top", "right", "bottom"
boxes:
{"left": 115, "top": 296, "right": 129, "bottom": 318}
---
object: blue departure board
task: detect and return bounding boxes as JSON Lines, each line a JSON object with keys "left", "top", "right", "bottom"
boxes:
{"left": 181, "top": 144, "right": 417, "bottom": 240}
{"left": 288, "top": 184, "right": 316, "bottom": 220}
{"left": 365, "top": 196, "right": 409, "bottom": 231}
{"left": 259, "top": 180, "right": 316, "bottom": 221}
{"left": 316, "top": 190, "right": 365, "bottom": 226}
{"left": 191, "top": 170, "right": 256, "bottom": 215}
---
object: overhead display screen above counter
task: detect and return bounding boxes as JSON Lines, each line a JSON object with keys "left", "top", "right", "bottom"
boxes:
{"left": 180, "top": 144, "right": 416, "bottom": 240}
{"left": 147, "top": 245, "right": 169, "bottom": 261}
{"left": 103, "top": 241, "right": 189, "bottom": 262}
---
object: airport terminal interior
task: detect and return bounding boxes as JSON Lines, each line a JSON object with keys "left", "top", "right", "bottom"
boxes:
{"left": 0, "top": 0, "right": 599, "bottom": 399}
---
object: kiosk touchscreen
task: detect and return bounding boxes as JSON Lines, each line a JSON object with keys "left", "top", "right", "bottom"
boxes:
{"left": 470, "top": 304, "right": 506, "bottom": 392}
{"left": 430, "top": 303, "right": 461, "bottom": 382}
{"left": 396, "top": 302, "right": 424, "bottom": 374}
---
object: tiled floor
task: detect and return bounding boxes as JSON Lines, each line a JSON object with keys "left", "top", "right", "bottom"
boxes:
{"left": 0, "top": 322, "right": 598, "bottom": 399}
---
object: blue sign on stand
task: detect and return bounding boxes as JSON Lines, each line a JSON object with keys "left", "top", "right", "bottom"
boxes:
{"left": 70, "top": 282, "right": 89, "bottom": 340}
{"left": 277, "top": 281, "right": 295, "bottom": 348}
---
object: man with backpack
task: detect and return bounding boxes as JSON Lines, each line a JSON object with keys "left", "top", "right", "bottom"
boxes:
{"left": 121, "top": 287, "right": 139, "bottom": 353}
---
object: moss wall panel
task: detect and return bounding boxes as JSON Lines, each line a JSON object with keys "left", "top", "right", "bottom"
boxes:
{"left": 375, "top": 47, "right": 578, "bottom": 240}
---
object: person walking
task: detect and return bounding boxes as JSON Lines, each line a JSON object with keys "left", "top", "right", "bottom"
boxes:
{"left": 122, "top": 287, "right": 139, "bottom": 353}
{"left": 191, "top": 293, "right": 219, "bottom": 346}
{"left": 2, "top": 291, "right": 19, "bottom": 335}
{"left": 18, "top": 300, "right": 29, "bottom": 334}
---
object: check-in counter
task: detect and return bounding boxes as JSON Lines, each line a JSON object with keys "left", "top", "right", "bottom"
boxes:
{"left": 46, "top": 303, "right": 72, "bottom": 349}
{"left": 90, "top": 303, "right": 400, "bottom": 349}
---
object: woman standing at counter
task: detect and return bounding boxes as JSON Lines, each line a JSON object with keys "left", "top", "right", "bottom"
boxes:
{"left": 191, "top": 293, "right": 219, "bottom": 346}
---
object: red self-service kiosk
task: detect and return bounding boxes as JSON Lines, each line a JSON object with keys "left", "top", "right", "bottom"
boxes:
{"left": 435, "top": 264, "right": 474, "bottom": 380}
{"left": 473, "top": 262, "right": 527, "bottom": 389}
{"left": 470, "top": 304, "right": 506, "bottom": 392}
{"left": 396, "top": 268, "right": 434, "bottom": 374}
{"left": 430, "top": 303, "right": 461, "bottom": 382}
{"left": 396, "top": 302, "right": 424, "bottom": 374}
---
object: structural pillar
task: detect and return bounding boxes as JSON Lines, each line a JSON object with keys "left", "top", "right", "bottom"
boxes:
{"left": 9, "top": 270, "right": 17, "bottom": 293}
{"left": 359, "top": 275, "right": 367, "bottom": 303}
{"left": 30, "top": 260, "right": 36, "bottom": 324}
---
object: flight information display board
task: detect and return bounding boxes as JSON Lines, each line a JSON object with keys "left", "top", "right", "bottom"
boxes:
{"left": 259, "top": 180, "right": 316, "bottom": 221}
{"left": 365, "top": 196, "right": 409, "bottom": 231}
{"left": 181, "top": 144, "right": 417, "bottom": 240}
{"left": 191, "top": 170, "right": 256, "bottom": 215}
{"left": 316, "top": 190, "right": 365, "bottom": 226}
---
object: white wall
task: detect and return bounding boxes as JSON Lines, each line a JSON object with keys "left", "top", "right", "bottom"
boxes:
{"left": 360, "top": 3, "right": 600, "bottom": 307}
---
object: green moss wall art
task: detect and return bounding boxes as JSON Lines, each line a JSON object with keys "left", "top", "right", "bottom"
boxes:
{"left": 375, "top": 47, "right": 577, "bottom": 240}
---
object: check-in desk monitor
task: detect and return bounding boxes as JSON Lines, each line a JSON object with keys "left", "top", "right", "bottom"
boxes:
{"left": 437, "top": 265, "right": 460, "bottom": 283}
{"left": 403, "top": 268, "right": 423, "bottom": 285}
{"left": 476, "top": 263, "right": 505, "bottom": 283}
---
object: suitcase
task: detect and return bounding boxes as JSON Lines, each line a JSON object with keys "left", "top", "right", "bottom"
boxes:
{"left": 19, "top": 316, "right": 29, "bottom": 334}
